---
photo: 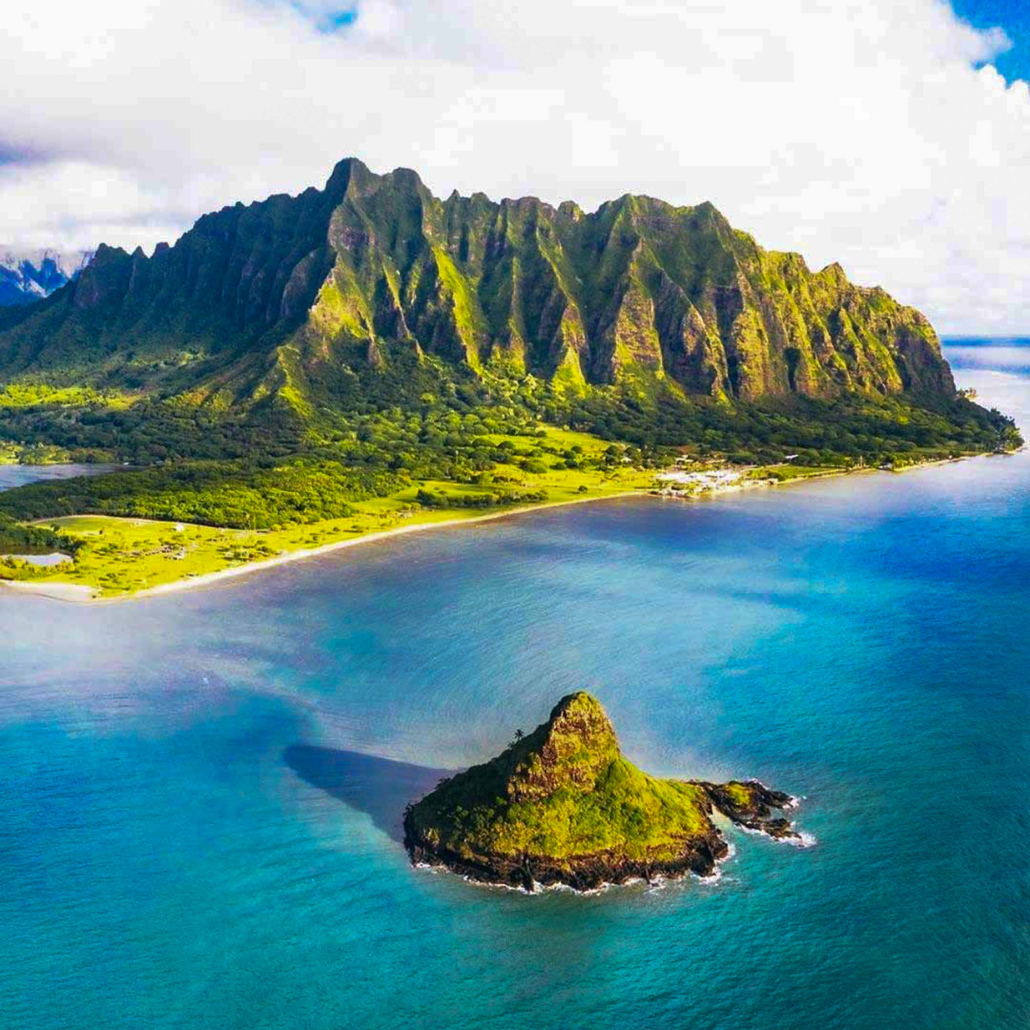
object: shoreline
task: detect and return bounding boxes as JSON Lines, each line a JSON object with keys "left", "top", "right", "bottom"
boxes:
{"left": 0, "top": 489, "right": 646, "bottom": 605}
{"left": 1, "top": 445, "right": 1020, "bottom": 606}
{"left": 0, "top": 578, "right": 95, "bottom": 602}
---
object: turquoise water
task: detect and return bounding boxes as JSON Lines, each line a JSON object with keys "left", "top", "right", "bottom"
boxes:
{"left": 2, "top": 342, "right": 1028, "bottom": 1029}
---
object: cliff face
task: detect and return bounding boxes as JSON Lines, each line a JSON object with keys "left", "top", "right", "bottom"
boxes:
{"left": 403, "top": 692, "right": 803, "bottom": 891}
{"left": 0, "top": 158, "right": 954, "bottom": 405}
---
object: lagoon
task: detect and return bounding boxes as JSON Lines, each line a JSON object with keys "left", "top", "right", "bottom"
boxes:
{"left": 0, "top": 462, "right": 118, "bottom": 491}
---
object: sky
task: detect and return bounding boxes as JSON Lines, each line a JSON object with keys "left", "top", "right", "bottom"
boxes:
{"left": 2, "top": 0, "right": 1029, "bottom": 335}
{"left": 952, "top": 0, "right": 1030, "bottom": 79}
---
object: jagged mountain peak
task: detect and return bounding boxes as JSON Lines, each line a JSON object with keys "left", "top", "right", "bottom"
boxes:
{"left": 0, "top": 156, "right": 956, "bottom": 404}
{"left": 504, "top": 692, "right": 620, "bottom": 803}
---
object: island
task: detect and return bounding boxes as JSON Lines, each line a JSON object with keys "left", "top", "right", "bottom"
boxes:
{"left": 403, "top": 692, "right": 802, "bottom": 891}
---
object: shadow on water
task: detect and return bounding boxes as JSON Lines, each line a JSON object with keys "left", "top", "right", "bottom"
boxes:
{"left": 283, "top": 745, "right": 454, "bottom": 844}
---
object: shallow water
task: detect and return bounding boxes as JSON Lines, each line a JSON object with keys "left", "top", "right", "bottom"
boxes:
{"left": 1, "top": 342, "right": 1028, "bottom": 1029}
{"left": 4, "top": 553, "right": 72, "bottom": 566}
{"left": 0, "top": 462, "right": 117, "bottom": 490}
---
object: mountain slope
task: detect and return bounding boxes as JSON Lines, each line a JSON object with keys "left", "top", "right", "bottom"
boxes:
{"left": 0, "top": 158, "right": 1018, "bottom": 470}
{"left": 0, "top": 158, "right": 953, "bottom": 403}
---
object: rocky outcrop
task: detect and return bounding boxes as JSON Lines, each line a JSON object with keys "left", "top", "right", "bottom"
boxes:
{"left": 405, "top": 830, "right": 730, "bottom": 893}
{"left": 403, "top": 692, "right": 804, "bottom": 892}
{"left": 696, "top": 780, "right": 801, "bottom": 841}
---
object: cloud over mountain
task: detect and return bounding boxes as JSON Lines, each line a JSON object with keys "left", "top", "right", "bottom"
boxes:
{"left": 2, "top": 0, "right": 1028, "bottom": 333}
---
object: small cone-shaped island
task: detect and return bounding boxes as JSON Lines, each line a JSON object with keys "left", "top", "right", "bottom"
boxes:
{"left": 404, "top": 692, "right": 802, "bottom": 891}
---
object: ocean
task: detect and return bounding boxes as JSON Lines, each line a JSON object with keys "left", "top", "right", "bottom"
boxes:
{"left": 1, "top": 340, "right": 1027, "bottom": 1029}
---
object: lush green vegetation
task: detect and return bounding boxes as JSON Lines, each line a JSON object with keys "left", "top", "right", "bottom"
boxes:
{"left": 0, "top": 428, "right": 654, "bottom": 596}
{"left": 547, "top": 387, "right": 1021, "bottom": 467}
{"left": 406, "top": 692, "right": 788, "bottom": 867}
{"left": 0, "top": 460, "right": 381, "bottom": 528}
{"left": 0, "top": 414, "right": 652, "bottom": 528}
{"left": 0, "top": 390, "right": 301, "bottom": 465}
{"left": 0, "top": 513, "right": 81, "bottom": 556}
{"left": 415, "top": 486, "right": 547, "bottom": 508}
{"left": 407, "top": 693, "right": 713, "bottom": 862}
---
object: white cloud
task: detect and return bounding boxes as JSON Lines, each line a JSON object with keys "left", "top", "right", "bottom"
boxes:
{"left": 1, "top": 0, "right": 1028, "bottom": 333}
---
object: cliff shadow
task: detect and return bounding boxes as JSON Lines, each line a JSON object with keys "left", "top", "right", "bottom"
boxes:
{"left": 283, "top": 744, "right": 453, "bottom": 844}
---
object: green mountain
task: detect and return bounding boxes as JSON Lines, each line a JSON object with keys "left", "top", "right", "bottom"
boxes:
{"left": 0, "top": 157, "right": 956, "bottom": 403}
{"left": 0, "top": 157, "right": 1018, "bottom": 480}
{"left": 404, "top": 691, "right": 801, "bottom": 891}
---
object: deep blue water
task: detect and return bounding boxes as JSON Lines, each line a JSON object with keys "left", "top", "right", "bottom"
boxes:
{"left": 1, "top": 342, "right": 1028, "bottom": 1029}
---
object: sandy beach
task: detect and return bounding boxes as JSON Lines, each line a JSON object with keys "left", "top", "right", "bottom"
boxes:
{"left": 0, "top": 489, "right": 647, "bottom": 605}
{"left": 0, "top": 578, "right": 96, "bottom": 603}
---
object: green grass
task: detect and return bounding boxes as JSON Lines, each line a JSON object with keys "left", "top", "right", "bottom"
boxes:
{"left": 0, "top": 384, "right": 138, "bottom": 409}
{"left": 477, "top": 426, "right": 612, "bottom": 456}
{"left": 0, "top": 516, "right": 272, "bottom": 594}
{"left": 721, "top": 781, "right": 754, "bottom": 807}
{"left": 476, "top": 759, "right": 712, "bottom": 861}
{"left": 752, "top": 463, "right": 846, "bottom": 482}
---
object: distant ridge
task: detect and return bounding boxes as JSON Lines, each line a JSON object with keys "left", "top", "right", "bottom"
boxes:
{"left": 0, "top": 249, "right": 92, "bottom": 307}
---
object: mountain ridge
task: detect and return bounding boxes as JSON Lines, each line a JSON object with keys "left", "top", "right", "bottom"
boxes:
{"left": 0, "top": 157, "right": 954, "bottom": 404}
{"left": 0, "top": 156, "right": 1018, "bottom": 473}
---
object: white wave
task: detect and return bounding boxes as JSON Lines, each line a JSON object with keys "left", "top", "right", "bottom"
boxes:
{"left": 694, "top": 865, "right": 722, "bottom": 884}
{"left": 784, "top": 831, "right": 818, "bottom": 848}
{"left": 693, "top": 837, "right": 737, "bottom": 885}
{"left": 733, "top": 821, "right": 816, "bottom": 847}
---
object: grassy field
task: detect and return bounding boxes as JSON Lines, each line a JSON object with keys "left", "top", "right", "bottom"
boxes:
{"left": 752, "top": 463, "right": 847, "bottom": 482}
{"left": 0, "top": 427, "right": 656, "bottom": 597}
